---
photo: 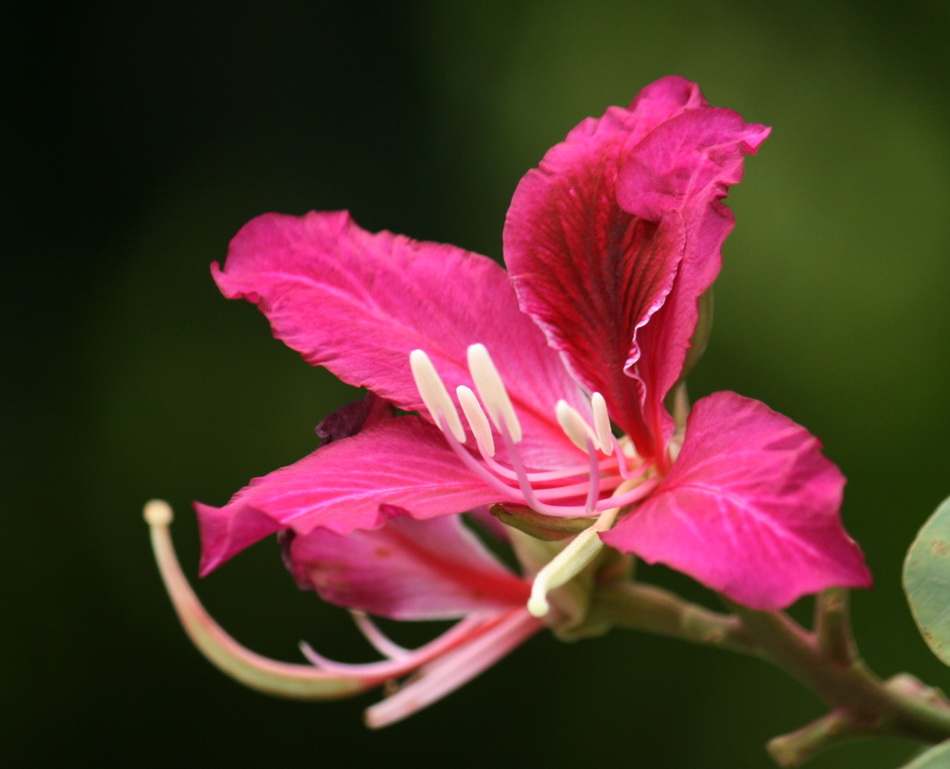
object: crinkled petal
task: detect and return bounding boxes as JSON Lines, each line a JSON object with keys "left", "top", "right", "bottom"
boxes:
{"left": 196, "top": 416, "right": 509, "bottom": 575}
{"left": 286, "top": 508, "right": 529, "bottom": 620}
{"left": 504, "top": 78, "right": 706, "bottom": 457}
{"left": 505, "top": 77, "right": 768, "bottom": 460}
{"left": 214, "top": 210, "right": 581, "bottom": 466}
{"left": 623, "top": 75, "right": 709, "bottom": 137}
{"left": 618, "top": 109, "right": 770, "bottom": 448}
{"left": 601, "top": 392, "right": 871, "bottom": 610}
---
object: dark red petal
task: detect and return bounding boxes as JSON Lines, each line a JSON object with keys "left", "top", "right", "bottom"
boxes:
{"left": 504, "top": 102, "right": 684, "bottom": 458}
{"left": 314, "top": 393, "right": 394, "bottom": 445}
{"left": 506, "top": 77, "right": 768, "bottom": 460}
{"left": 618, "top": 110, "right": 770, "bottom": 448}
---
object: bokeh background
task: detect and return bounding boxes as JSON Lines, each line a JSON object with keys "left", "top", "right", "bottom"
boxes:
{"left": 8, "top": 1, "right": 950, "bottom": 767}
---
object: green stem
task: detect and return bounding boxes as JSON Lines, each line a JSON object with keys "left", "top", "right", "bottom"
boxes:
{"left": 814, "top": 588, "right": 856, "bottom": 667}
{"left": 591, "top": 580, "right": 950, "bottom": 766}
{"left": 587, "top": 582, "right": 764, "bottom": 656}
{"left": 727, "top": 601, "right": 950, "bottom": 763}
{"left": 766, "top": 711, "right": 865, "bottom": 767}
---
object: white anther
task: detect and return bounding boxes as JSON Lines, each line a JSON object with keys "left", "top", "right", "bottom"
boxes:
{"left": 591, "top": 392, "right": 613, "bottom": 453}
{"left": 456, "top": 385, "right": 495, "bottom": 457}
{"left": 466, "top": 344, "right": 522, "bottom": 443}
{"left": 409, "top": 350, "right": 466, "bottom": 443}
{"left": 555, "top": 400, "right": 599, "bottom": 452}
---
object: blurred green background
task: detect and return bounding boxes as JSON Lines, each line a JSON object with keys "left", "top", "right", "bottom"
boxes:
{"left": 7, "top": 1, "right": 950, "bottom": 767}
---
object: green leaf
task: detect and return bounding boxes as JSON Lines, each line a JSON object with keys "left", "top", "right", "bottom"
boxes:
{"left": 898, "top": 739, "right": 950, "bottom": 769}
{"left": 904, "top": 495, "right": 950, "bottom": 665}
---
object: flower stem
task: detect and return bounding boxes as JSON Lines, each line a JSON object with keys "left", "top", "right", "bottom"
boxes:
{"left": 814, "top": 588, "right": 856, "bottom": 667}
{"left": 766, "top": 711, "right": 865, "bottom": 767}
{"left": 592, "top": 580, "right": 950, "bottom": 765}
{"left": 726, "top": 600, "right": 950, "bottom": 764}
{"left": 587, "top": 582, "right": 764, "bottom": 656}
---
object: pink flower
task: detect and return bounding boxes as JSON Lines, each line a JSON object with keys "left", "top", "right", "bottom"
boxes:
{"left": 198, "top": 75, "right": 870, "bottom": 623}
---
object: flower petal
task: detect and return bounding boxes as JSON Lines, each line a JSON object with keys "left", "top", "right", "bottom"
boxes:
{"left": 504, "top": 78, "right": 703, "bottom": 457}
{"left": 618, "top": 108, "right": 770, "bottom": 448}
{"left": 214, "top": 210, "right": 581, "bottom": 465}
{"left": 601, "top": 392, "right": 872, "bottom": 610}
{"left": 196, "top": 416, "right": 509, "bottom": 575}
{"left": 285, "top": 507, "right": 529, "bottom": 620}
{"left": 505, "top": 77, "right": 768, "bottom": 459}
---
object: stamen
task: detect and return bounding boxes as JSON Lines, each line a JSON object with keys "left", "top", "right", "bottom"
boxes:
{"left": 592, "top": 477, "right": 659, "bottom": 512}
{"left": 555, "top": 400, "right": 600, "bottom": 452}
{"left": 552, "top": 401, "right": 602, "bottom": 513}
{"left": 299, "top": 616, "right": 492, "bottom": 679}
{"left": 609, "top": 434, "right": 646, "bottom": 480}
{"left": 351, "top": 612, "right": 411, "bottom": 660}
{"left": 456, "top": 385, "right": 495, "bottom": 457}
{"left": 584, "top": 435, "right": 601, "bottom": 514}
{"left": 591, "top": 392, "right": 613, "bottom": 453}
{"left": 496, "top": 426, "right": 589, "bottom": 517}
{"left": 440, "top": 423, "right": 586, "bottom": 516}
{"left": 365, "top": 608, "right": 541, "bottom": 729}
{"left": 480, "top": 450, "right": 591, "bottom": 484}
{"left": 409, "top": 349, "right": 466, "bottom": 443}
{"left": 467, "top": 343, "right": 522, "bottom": 443}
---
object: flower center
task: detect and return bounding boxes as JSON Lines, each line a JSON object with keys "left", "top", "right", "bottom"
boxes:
{"left": 409, "top": 344, "right": 661, "bottom": 616}
{"left": 409, "top": 344, "right": 658, "bottom": 517}
{"left": 411, "top": 343, "right": 656, "bottom": 505}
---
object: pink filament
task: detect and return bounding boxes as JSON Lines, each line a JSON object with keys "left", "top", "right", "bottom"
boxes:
{"left": 435, "top": 409, "right": 653, "bottom": 519}
{"left": 364, "top": 608, "right": 542, "bottom": 728}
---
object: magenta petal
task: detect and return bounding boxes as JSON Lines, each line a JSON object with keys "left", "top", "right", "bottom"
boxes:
{"left": 287, "top": 509, "right": 529, "bottom": 620}
{"left": 196, "top": 416, "right": 506, "bottom": 575}
{"left": 214, "top": 210, "right": 581, "bottom": 465}
{"left": 601, "top": 392, "right": 872, "bottom": 610}
{"left": 618, "top": 108, "right": 770, "bottom": 224}
{"left": 618, "top": 109, "right": 770, "bottom": 447}
{"left": 505, "top": 78, "right": 769, "bottom": 459}
{"left": 504, "top": 100, "right": 686, "bottom": 457}
{"left": 193, "top": 503, "right": 283, "bottom": 578}
{"left": 623, "top": 75, "right": 709, "bottom": 137}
